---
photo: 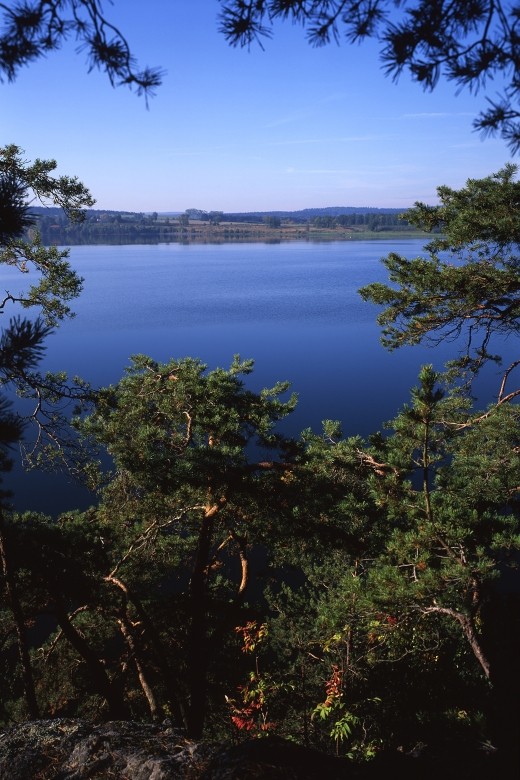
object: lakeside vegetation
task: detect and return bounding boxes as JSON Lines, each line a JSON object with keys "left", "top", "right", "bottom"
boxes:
{"left": 32, "top": 206, "right": 431, "bottom": 244}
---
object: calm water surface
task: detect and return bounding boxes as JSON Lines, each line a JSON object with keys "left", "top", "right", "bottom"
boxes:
{"left": 2, "top": 239, "right": 512, "bottom": 514}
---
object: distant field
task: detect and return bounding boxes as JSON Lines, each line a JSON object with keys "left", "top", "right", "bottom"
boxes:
{"left": 154, "top": 220, "right": 431, "bottom": 242}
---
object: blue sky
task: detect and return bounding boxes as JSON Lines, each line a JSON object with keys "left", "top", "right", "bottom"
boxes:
{"left": 1, "top": 0, "right": 513, "bottom": 212}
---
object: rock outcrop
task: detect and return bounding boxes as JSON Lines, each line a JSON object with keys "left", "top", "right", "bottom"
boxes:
{"left": 0, "top": 720, "right": 210, "bottom": 780}
{"left": 0, "top": 719, "right": 503, "bottom": 779}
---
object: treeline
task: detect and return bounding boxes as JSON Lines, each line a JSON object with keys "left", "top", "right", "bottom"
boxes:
{"left": 223, "top": 205, "right": 406, "bottom": 222}
{"left": 308, "top": 212, "right": 410, "bottom": 230}
{"left": 34, "top": 209, "right": 190, "bottom": 244}
{"left": 30, "top": 206, "right": 416, "bottom": 244}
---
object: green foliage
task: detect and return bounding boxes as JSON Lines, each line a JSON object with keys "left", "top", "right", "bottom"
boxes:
{"left": 226, "top": 622, "right": 287, "bottom": 736}
{"left": 0, "top": 144, "right": 94, "bottom": 222}
{"left": 1, "top": 348, "right": 517, "bottom": 752}
{"left": 0, "top": 172, "right": 33, "bottom": 243}
{"left": 312, "top": 664, "right": 360, "bottom": 754}
{"left": 353, "top": 172, "right": 520, "bottom": 761}
{"left": 83, "top": 353, "right": 297, "bottom": 500}
{"left": 0, "top": 147, "right": 95, "bottom": 724}
{"left": 0, "top": 145, "right": 96, "bottom": 476}
{"left": 254, "top": 354, "right": 518, "bottom": 757}
{"left": 77, "top": 355, "right": 300, "bottom": 736}
{"left": 360, "top": 166, "right": 520, "bottom": 373}
{"left": 0, "top": 145, "right": 94, "bottom": 325}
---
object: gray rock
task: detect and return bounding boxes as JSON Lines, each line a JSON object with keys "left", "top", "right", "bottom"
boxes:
{"left": 0, "top": 719, "right": 211, "bottom": 780}
{"left": 0, "top": 720, "right": 504, "bottom": 779}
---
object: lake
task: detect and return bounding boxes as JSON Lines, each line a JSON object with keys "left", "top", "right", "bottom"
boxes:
{"left": 2, "top": 238, "right": 513, "bottom": 515}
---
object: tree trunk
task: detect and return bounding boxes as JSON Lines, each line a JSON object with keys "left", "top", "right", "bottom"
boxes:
{"left": 110, "top": 576, "right": 161, "bottom": 720}
{"left": 117, "top": 613, "right": 161, "bottom": 721}
{"left": 186, "top": 506, "right": 217, "bottom": 738}
{"left": 53, "top": 596, "right": 129, "bottom": 720}
{"left": 424, "top": 604, "right": 490, "bottom": 678}
{"left": 426, "top": 598, "right": 520, "bottom": 769}
{"left": 106, "top": 574, "right": 189, "bottom": 730}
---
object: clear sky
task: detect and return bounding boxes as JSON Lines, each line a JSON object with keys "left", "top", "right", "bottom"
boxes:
{"left": 1, "top": 0, "right": 513, "bottom": 213}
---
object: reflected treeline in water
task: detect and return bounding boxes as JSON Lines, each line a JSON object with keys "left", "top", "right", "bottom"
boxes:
{"left": 45, "top": 237, "right": 288, "bottom": 247}
{"left": 31, "top": 205, "right": 425, "bottom": 246}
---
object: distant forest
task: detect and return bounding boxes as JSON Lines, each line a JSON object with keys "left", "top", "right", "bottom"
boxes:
{"left": 29, "top": 206, "right": 418, "bottom": 244}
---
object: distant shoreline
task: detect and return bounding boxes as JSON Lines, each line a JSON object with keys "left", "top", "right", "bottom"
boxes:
{"left": 41, "top": 221, "right": 432, "bottom": 246}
